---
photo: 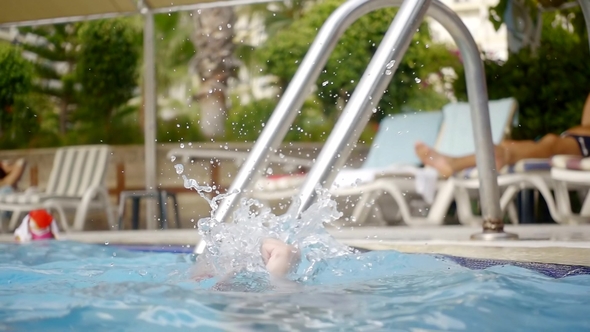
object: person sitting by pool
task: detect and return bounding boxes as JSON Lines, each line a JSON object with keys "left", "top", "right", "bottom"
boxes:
{"left": 415, "top": 93, "right": 590, "bottom": 177}
{"left": 0, "top": 158, "right": 26, "bottom": 195}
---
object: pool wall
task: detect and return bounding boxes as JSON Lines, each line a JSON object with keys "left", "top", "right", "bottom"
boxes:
{"left": 1, "top": 224, "right": 589, "bottom": 267}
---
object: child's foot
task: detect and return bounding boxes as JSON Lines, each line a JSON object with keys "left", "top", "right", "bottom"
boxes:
{"left": 415, "top": 141, "right": 454, "bottom": 178}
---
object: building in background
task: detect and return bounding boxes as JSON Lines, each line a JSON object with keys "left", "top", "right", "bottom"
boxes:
{"left": 429, "top": 0, "right": 508, "bottom": 60}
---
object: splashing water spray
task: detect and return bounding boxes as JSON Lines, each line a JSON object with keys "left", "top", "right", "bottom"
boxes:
{"left": 174, "top": 161, "right": 354, "bottom": 280}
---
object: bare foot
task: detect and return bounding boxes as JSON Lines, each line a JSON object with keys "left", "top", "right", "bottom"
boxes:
{"left": 415, "top": 141, "right": 454, "bottom": 178}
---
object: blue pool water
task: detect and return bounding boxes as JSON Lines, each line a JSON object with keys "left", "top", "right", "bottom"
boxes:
{"left": 1, "top": 241, "right": 589, "bottom": 331}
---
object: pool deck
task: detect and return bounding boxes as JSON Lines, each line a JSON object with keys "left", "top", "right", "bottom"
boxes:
{"left": 2, "top": 224, "right": 590, "bottom": 267}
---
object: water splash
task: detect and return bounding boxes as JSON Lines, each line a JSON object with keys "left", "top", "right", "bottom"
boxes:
{"left": 179, "top": 164, "right": 354, "bottom": 282}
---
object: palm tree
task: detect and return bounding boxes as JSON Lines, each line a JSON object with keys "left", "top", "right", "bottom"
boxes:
{"left": 190, "top": 7, "right": 239, "bottom": 139}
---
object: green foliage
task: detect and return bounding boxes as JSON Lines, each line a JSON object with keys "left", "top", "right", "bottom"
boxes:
{"left": 18, "top": 24, "right": 80, "bottom": 134}
{"left": 75, "top": 18, "right": 140, "bottom": 125}
{"left": 0, "top": 43, "right": 39, "bottom": 148}
{"left": 489, "top": 0, "right": 579, "bottom": 31}
{"left": 256, "top": 0, "right": 459, "bottom": 121}
{"left": 0, "top": 44, "right": 32, "bottom": 109}
{"left": 154, "top": 12, "right": 195, "bottom": 91}
{"left": 9, "top": 19, "right": 142, "bottom": 148}
{"left": 225, "top": 96, "right": 333, "bottom": 142}
{"left": 62, "top": 104, "right": 144, "bottom": 146}
{"left": 158, "top": 115, "right": 205, "bottom": 143}
{"left": 453, "top": 11, "right": 590, "bottom": 140}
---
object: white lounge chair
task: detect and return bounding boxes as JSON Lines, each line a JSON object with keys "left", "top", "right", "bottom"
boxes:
{"left": 253, "top": 98, "right": 518, "bottom": 226}
{"left": 447, "top": 98, "right": 571, "bottom": 225}
{"left": 370, "top": 97, "right": 519, "bottom": 225}
{"left": 0, "top": 145, "right": 115, "bottom": 232}
{"left": 450, "top": 104, "right": 576, "bottom": 225}
{"left": 253, "top": 110, "right": 444, "bottom": 224}
{"left": 550, "top": 155, "right": 590, "bottom": 223}
{"left": 453, "top": 158, "right": 557, "bottom": 225}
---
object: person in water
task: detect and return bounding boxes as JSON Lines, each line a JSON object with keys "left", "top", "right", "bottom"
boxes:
{"left": 261, "top": 238, "right": 301, "bottom": 277}
{"left": 416, "top": 93, "right": 590, "bottom": 177}
{"left": 192, "top": 237, "right": 301, "bottom": 283}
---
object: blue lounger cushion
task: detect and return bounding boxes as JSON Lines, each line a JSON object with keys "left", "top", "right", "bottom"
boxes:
{"left": 437, "top": 98, "right": 517, "bottom": 158}
{"left": 362, "top": 111, "right": 443, "bottom": 169}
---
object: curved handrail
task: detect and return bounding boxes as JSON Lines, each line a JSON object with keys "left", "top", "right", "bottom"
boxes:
{"left": 579, "top": 0, "right": 590, "bottom": 51}
{"left": 200, "top": 0, "right": 503, "bottom": 252}
{"left": 293, "top": 0, "right": 501, "bottom": 224}
{"left": 216, "top": 0, "right": 500, "bottom": 221}
{"left": 211, "top": 0, "right": 410, "bottom": 225}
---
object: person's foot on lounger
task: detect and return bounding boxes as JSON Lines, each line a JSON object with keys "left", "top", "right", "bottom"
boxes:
{"left": 416, "top": 141, "right": 509, "bottom": 177}
{"left": 415, "top": 141, "right": 455, "bottom": 178}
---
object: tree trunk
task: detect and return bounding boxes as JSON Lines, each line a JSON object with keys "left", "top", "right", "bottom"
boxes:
{"left": 59, "top": 98, "right": 68, "bottom": 135}
{"left": 191, "top": 7, "right": 238, "bottom": 139}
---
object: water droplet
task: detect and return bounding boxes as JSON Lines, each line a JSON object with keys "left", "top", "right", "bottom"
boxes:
{"left": 414, "top": 77, "right": 422, "bottom": 83}
{"left": 322, "top": 81, "right": 329, "bottom": 86}
{"left": 385, "top": 60, "right": 396, "bottom": 69}
{"left": 175, "top": 164, "right": 184, "bottom": 175}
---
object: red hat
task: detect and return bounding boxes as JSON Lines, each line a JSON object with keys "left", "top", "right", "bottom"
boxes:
{"left": 29, "top": 210, "right": 53, "bottom": 228}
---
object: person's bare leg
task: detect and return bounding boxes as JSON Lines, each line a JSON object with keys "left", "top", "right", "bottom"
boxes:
{"left": 581, "top": 93, "right": 590, "bottom": 127}
{"left": 415, "top": 142, "right": 507, "bottom": 177}
{"left": 0, "top": 159, "right": 25, "bottom": 188}
{"left": 502, "top": 133, "right": 583, "bottom": 164}
{"left": 416, "top": 133, "right": 582, "bottom": 177}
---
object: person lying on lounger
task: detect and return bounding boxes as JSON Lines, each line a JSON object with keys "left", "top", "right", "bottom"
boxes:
{"left": 415, "top": 93, "right": 590, "bottom": 177}
{"left": 0, "top": 158, "right": 25, "bottom": 195}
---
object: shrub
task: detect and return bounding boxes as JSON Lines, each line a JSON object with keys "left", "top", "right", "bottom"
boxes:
{"left": 453, "top": 11, "right": 590, "bottom": 140}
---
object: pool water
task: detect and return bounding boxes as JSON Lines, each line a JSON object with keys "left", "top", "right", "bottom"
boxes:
{"left": 1, "top": 241, "right": 589, "bottom": 331}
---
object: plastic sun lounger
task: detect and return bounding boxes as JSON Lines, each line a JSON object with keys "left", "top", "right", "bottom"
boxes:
{"left": 0, "top": 145, "right": 115, "bottom": 232}
{"left": 372, "top": 97, "right": 519, "bottom": 226}
{"left": 550, "top": 155, "right": 590, "bottom": 223}
{"left": 253, "top": 98, "right": 520, "bottom": 227}
{"left": 449, "top": 99, "right": 568, "bottom": 225}
{"left": 253, "top": 110, "right": 445, "bottom": 225}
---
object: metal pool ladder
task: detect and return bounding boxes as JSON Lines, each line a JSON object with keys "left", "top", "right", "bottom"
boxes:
{"left": 196, "top": 0, "right": 590, "bottom": 253}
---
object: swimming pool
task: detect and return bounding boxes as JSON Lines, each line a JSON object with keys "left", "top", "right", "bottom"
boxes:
{"left": 1, "top": 240, "right": 589, "bottom": 331}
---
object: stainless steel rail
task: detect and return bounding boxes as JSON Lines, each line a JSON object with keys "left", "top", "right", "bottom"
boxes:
{"left": 293, "top": 0, "right": 432, "bottom": 214}
{"left": 197, "top": 0, "right": 508, "bottom": 252}
{"left": 580, "top": 0, "right": 590, "bottom": 51}
{"left": 211, "top": 0, "right": 396, "bottom": 226}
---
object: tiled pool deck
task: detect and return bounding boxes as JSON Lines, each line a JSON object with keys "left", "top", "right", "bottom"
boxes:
{"left": 2, "top": 224, "right": 589, "bottom": 266}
